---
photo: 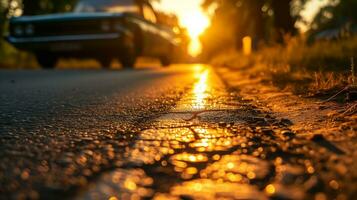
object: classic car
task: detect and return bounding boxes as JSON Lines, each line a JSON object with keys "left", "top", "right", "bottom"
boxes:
{"left": 6, "top": 0, "right": 180, "bottom": 69}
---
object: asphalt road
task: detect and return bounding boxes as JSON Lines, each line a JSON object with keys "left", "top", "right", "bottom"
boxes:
{"left": 0, "top": 65, "right": 354, "bottom": 200}
{"left": 0, "top": 66, "right": 196, "bottom": 130}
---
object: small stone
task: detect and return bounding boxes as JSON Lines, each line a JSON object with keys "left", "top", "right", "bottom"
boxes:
{"left": 218, "top": 122, "right": 227, "bottom": 127}
{"left": 311, "top": 134, "right": 324, "bottom": 142}
{"left": 281, "top": 130, "right": 295, "bottom": 138}
{"left": 280, "top": 118, "right": 293, "bottom": 126}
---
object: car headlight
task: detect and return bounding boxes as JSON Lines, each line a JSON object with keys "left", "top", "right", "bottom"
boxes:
{"left": 25, "top": 24, "right": 35, "bottom": 35}
{"left": 14, "top": 25, "right": 24, "bottom": 36}
{"left": 101, "top": 21, "right": 111, "bottom": 31}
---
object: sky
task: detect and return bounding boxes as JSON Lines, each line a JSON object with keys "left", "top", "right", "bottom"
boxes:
{"left": 297, "top": 0, "right": 330, "bottom": 32}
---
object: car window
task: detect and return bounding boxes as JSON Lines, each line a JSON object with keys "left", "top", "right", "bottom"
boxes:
{"left": 142, "top": 4, "right": 157, "bottom": 23}
{"left": 74, "top": 0, "right": 140, "bottom": 13}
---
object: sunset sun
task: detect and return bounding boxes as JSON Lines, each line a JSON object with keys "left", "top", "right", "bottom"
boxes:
{"left": 181, "top": 12, "right": 210, "bottom": 39}
{"left": 181, "top": 12, "right": 210, "bottom": 56}
{"left": 152, "top": 0, "right": 211, "bottom": 57}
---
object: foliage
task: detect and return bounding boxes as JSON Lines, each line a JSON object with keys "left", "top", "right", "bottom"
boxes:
{"left": 22, "top": 0, "right": 75, "bottom": 15}
{"left": 308, "top": 0, "right": 357, "bottom": 37}
{"left": 0, "top": 0, "right": 77, "bottom": 68}
{"left": 201, "top": 0, "right": 297, "bottom": 58}
{"left": 211, "top": 36, "right": 357, "bottom": 97}
{"left": 201, "top": 0, "right": 357, "bottom": 59}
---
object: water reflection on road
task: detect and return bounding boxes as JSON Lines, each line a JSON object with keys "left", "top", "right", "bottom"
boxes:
{"left": 192, "top": 68, "right": 209, "bottom": 110}
{"left": 78, "top": 65, "right": 308, "bottom": 200}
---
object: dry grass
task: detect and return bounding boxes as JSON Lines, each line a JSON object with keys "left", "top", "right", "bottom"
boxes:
{"left": 0, "top": 39, "right": 38, "bottom": 69}
{"left": 211, "top": 36, "right": 357, "bottom": 101}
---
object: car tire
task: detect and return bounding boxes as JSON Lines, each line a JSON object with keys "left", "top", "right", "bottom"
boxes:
{"left": 160, "top": 45, "right": 174, "bottom": 67}
{"left": 98, "top": 58, "right": 112, "bottom": 69}
{"left": 36, "top": 53, "right": 57, "bottom": 69}
{"left": 120, "top": 46, "right": 136, "bottom": 69}
{"left": 160, "top": 56, "right": 171, "bottom": 67}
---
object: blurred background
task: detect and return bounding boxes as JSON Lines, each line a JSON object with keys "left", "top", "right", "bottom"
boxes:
{"left": 0, "top": 0, "right": 356, "bottom": 71}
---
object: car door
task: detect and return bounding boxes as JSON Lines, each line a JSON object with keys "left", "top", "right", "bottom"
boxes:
{"left": 140, "top": 3, "right": 171, "bottom": 57}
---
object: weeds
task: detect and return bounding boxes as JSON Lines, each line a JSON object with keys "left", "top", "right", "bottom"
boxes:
{"left": 312, "top": 72, "right": 346, "bottom": 92}
{"left": 0, "top": 39, "right": 38, "bottom": 69}
{"left": 211, "top": 36, "right": 357, "bottom": 101}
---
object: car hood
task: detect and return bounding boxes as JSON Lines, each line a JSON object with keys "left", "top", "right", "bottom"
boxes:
{"left": 11, "top": 12, "right": 125, "bottom": 23}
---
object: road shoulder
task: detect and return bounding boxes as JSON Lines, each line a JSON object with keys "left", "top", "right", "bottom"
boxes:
{"left": 215, "top": 65, "right": 357, "bottom": 199}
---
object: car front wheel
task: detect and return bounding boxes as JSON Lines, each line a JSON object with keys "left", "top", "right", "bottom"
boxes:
{"left": 160, "top": 56, "right": 171, "bottom": 67}
{"left": 119, "top": 47, "right": 136, "bottom": 69}
{"left": 36, "top": 53, "right": 58, "bottom": 69}
{"left": 98, "top": 57, "right": 112, "bottom": 69}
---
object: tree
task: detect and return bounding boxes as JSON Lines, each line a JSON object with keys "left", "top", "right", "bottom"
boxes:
{"left": 201, "top": 0, "right": 269, "bottom": 57}
{"left": 271, "top": 0, "right": 297, "bottom": 42}
{"left": 0, "top": 0, "right": 21, "bottom": 35}
{"left": 311, "top": 0, "right": 356, "bottom": 32}
{"left": 201, "top": 0, "right": 298, "bottom": 56}
{"left": 22, "top": 0, "right": 75, "bottom": 15}
{"left": 22, "top": 0, "right": 41, "bottom": 15}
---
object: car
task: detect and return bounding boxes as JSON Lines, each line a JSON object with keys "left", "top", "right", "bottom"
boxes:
{"left": 6, "top": 0, "right": 180, "bottom": 69}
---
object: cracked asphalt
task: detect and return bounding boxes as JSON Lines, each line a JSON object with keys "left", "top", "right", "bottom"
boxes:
{"left": 0, "top": 65, "right": 356, "bottom": 200}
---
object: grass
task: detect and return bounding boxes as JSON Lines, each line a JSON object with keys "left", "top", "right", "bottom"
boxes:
{"left": 0, "top": 39, "right": 38, "bottom": 69}
{"left": 211, "top": 36, "right": 357, "bottom": 102}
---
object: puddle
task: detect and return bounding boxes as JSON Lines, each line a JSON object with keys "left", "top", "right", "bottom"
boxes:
{"left": 201, "top": 155, "right": 271, "bottom": 182}
{"left": 76, "top": 169, "right": 153, "bottom": 200}
{"left": 173, "top": 66, "right": 238, "bottom": 112}
{"left": 77, "top": 65, "right": 307, "bottom": 199}
{"left": 155, "top": 179, "right": 267, "bottom": 200}
{"left": 192, "top": 127, "right": 235, "bottom": 138}
{"left": 170, "top": 152, "right": 209, "bottom": 163}
{"left": 140, "top": 128, "right": 195, "bottom": 143}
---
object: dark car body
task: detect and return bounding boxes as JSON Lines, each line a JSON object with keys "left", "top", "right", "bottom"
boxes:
{"left": 6, "top": 0, "right": 180, "bottom": 68}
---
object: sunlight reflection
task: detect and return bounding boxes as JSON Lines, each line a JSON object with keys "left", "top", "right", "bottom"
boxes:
{"left": 193, "top": 64, "right": 204, "bottom": 73}
{"left": 168, "top": 179, "right": 267, "bottom": 199}
{"left": 189, "top": 39, "right": 203, "bottom": 57}
{"left": 193, "top": 69, "right": 209, "bottom": 109}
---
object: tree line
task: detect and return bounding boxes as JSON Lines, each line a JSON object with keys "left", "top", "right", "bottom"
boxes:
{"left": 1, "top": 0, "right": 356, "bottom": 56}
{"left": 200, "top": 0, "right": 356, "bottom": 57}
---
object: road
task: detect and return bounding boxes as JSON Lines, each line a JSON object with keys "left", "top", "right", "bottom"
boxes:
{"left": 0, "top": 64, "right": 355, "bottom": 200}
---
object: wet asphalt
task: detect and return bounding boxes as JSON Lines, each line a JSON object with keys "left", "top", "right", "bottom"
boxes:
{"left": 0, "top": 65, "right": 355, "bottom": 200}
{"left": 0, "top": 66, "right": 195, "bottom": 199}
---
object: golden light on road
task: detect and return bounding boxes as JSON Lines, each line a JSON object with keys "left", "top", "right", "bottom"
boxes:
{"left": 193, "top": 69, "right": 209, "bottom": 109}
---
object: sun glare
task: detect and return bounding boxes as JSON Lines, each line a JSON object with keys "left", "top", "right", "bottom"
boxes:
{"left": 153, "top": 0, "right": 210, "bottom": 57}
{"left": 181, "top": 13, "right": 210, "bottom": 57}
{"left": 181, "top": 13, "right": 210, "bottom": 39}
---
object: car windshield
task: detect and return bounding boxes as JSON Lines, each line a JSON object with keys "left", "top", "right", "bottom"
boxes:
{"left": 74, "top": 0, "right": 139, "bottom": 13}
